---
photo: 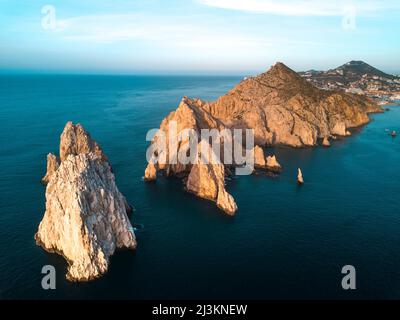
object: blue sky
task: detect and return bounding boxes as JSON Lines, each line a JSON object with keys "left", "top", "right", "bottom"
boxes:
{"left": 0, "top": 0, "right": 399, "bottom": 74}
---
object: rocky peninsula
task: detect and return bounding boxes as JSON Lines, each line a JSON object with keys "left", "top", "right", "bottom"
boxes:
{"left": 36, "top": 122, "right": 136, "bottom": 282}
{"left": 145, "top": 62, "right": 381, "bottom": 215}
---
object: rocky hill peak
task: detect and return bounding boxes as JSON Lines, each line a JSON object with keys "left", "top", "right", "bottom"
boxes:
{"left": 259, "top": 62, "right": 302, "bottom": 81}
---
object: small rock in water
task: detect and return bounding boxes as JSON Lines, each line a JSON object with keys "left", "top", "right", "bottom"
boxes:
{"left": 322, "top": 136, "right": 331, "bottom": 147}
{"left": 266, "top": 155, "right": 282, "bottom": 173}
{"left": 144, "top": 161, "right": 157, "bottom": 181}
{"left": 253, "top": 145, "right": 266, "bottom": 168}
{"left": 297, "top": 168, "right": 304, "bottom": 185}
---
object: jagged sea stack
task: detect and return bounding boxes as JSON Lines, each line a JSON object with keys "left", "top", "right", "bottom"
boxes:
{"left": 185, "top": 140, "right": 238, "bottom": 215}
{"left": 266, "top": 155, "right": 282, "bottom": 173}
{"left": 253, "top": 146, "right": 282, "bottom": 173}
{"left": 35, "top": 122, "right": 136, "bottom": 282}
{"left": 297, "top": 168, "right": 304, "bottom": 185}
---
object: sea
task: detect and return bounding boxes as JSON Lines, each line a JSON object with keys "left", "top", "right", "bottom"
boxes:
{"left": 0, "top": 74, "right": 399, "bottom": 299}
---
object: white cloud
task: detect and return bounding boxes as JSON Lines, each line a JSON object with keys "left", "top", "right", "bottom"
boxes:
{"left": 55, "top": 14, "right": 192, "bottom": 43}
{"left": 53, "top": 13, "right": 331, "bottom": 49}
{"left": 198, "top": 0, "right": 400, "bottom": 16}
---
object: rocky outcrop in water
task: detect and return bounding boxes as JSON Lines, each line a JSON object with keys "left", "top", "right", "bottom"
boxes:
{"left": 36, "top": 122, "right": 136, "bottom": 282}
{"left": 253, "top": 145, "right": 267, "bottom": 168}
{"left": 266, "top": 155, "right": 282, "bottom": 173}
{"left": 144, "top": 161, "right": 157, "bottom": 181}
{"left": 185, "top": 140, "right": 237, "bottom": 215}
{"left": 145, "top": 62, "right": 380, "bottom": 214}
{"left": 322, "top": 137, "right": 331, "bottom": 147}
{"left": 298, "top": 168, "right": 304, "bottom": 185}
{"left": 210, "top": 62, "right": 380, "bottom": 147}
{"left": 253, "top": 146, "right": 282, "bottom": 173}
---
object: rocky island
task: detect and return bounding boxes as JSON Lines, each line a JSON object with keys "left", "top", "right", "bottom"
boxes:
{"left": 36, "top": 122, "right": 136, "bottom": 282}
{"left": 299, "top": 61, "right": 400, "bottom": 103}
{"left": 145, "top": 62, "right": 381, "bottom": 215}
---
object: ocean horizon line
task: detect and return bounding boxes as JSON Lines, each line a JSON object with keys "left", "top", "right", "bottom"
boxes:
{"left": 1, "top": 68, "right": 399, "bottom": 78}
{"left": 0, "top": 70, "right": 252, "bottom": 77}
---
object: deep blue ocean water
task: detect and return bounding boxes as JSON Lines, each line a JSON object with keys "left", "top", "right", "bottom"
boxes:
{"left": 0, "top": 75, "right": 399, "bottom": 299}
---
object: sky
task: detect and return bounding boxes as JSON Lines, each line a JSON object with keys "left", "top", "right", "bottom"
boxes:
{"left": 0, "top": 0, "right": 399, "bottom": 75}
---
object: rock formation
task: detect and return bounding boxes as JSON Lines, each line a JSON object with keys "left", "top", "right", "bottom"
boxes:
{"left": 253, "top": 145, "right": 266, "bottom": 168}
{"left": 210, "top": 62, "right": 380, "bottom": 147}
{"left": 145, "top": 62, "right": 380, "bottom": 214}
{"left": 253, "top": 146, "right": 282, "bottom": 173}
{"left": 144, "top": 161, "right": 157, "bottom": 181}
{"left": 298, "top": 168, "right": 304, "bottom": 185}
{"left": 42, "top": 121, "right": 109, "bottom": 184}
{"left": 36, "top": 122, "right": 136, "bottom": 282}
{"left": 59, "top": 121, "right": 108, "bottom": 162}
{"left": 266, "top": 155, "right": 282, "bottom": 173}
{"left": 185, "top": 140, "right": 237, "bottom": 215}
{"left": 41, "top": 153, "right": 60, "bottom": 184}
{"left": 322, "top": 137, "right": 331, "bottom": 147}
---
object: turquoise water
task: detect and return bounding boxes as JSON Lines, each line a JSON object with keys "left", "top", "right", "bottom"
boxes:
{"left": 0, "top": 75, "right": 399, "bottom": 299}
